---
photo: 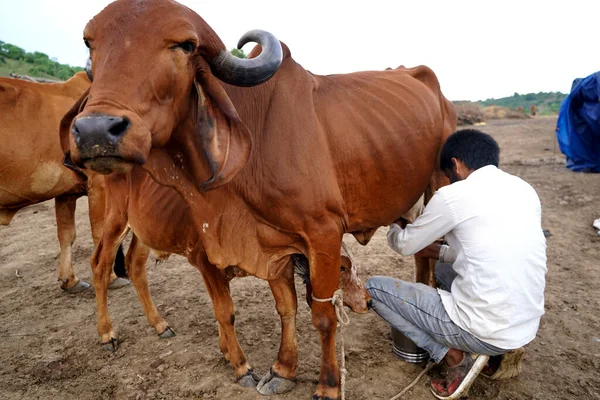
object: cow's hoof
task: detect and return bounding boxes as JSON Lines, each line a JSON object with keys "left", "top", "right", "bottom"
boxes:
{"left": 61, "top": 280, "right": 90, "bottom": 293}
{"left": 158, "top": 326, "right": 176, "bottom": 339}
{"left": 236, "top": 369, "right": 260, "bottom": 388}
{"left": 101, "top": 337, "right": 119, "bottom": 352}
{"left": 108, "top": 277, "right": 131, "bottom": 290}
{"left": 257, "top": 370, "right": 296, "bottom": 395}
{"left": 312, "top": 385, "right": 340, "bottom": 400}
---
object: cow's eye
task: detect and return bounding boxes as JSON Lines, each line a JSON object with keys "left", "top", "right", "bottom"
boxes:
{"left": 174, "top": 41, "right": 196, "bottom": 54}
{"left": 340, "top": 266, "right": 347, "bottom": 272}
{"left": 84, "top": 38, "right": 91, "bottom": 49}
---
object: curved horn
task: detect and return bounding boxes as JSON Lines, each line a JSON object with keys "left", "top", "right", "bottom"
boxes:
{"left": 209, "top": 29, "right": 282, "bottom": 87}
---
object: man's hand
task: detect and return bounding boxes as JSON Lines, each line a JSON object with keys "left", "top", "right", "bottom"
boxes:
{"left": 415, "top": 242, "right": 443, "bottom": 259}
{"left": 393, "top": 217, "right": 409, "bottom": 229}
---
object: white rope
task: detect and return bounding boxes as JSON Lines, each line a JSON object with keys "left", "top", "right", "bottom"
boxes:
{"left": 388, "top": 361, "right": 435, "bottom": 400}
{"left": 312, "top": 289, "right": 350, "bottom": 400}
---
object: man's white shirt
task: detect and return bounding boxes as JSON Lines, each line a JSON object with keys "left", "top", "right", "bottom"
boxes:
{"left": 388, "top": 165, "right": 547, "bottom": 349}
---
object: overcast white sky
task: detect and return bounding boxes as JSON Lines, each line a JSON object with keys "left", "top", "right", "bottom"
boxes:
{"left": 1, "top": 0, "right": 598, "bottom": 101}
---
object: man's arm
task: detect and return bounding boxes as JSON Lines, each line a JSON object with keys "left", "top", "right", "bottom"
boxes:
{"left": 387, "top": 192, "right": 456, "bottom": 256}
{"left": 415, "top": 242, "right": 457, "bottom": 263}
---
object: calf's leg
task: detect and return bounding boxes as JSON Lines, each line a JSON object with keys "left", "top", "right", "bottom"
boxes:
{"left": 191, "top": 251, "right": 258, "bottom": 387}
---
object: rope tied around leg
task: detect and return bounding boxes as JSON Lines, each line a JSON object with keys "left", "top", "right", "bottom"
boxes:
{"left": 312, "top": 289, "right": 350, "bottom": 400}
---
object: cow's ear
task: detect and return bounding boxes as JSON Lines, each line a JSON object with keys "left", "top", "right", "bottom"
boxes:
{"left": 59, "top": 88, "right": 90, "bottom": 179}
{"left": 194, "top": 68, "right": 252, "bottom": 192}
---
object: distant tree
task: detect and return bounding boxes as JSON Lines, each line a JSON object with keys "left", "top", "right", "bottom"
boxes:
{"left": 230, "top": 48, "right": 247, "bottom": 59}
{"left": 0, "top": 43, "right": 26, "bottom": 60}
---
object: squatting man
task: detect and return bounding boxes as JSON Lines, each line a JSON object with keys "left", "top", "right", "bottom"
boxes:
{"left": 366, "top": 129, "right": 547, "bottom": 399}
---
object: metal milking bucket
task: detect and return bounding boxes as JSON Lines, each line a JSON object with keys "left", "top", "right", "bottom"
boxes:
{"left": 391, "top": 327, "right": 430, "bottom": 363}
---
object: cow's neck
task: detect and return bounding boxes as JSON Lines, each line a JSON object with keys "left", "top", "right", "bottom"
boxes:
{"left": 144, "top": 125, "right": 295, "bottom": 279}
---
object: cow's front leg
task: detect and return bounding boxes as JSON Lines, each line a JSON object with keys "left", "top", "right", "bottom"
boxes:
{"left": 414, "top": 255, "right": 436, "bottom": 287}
{"left": 257, "top": 264, "right": 298, "bottom": 395}
{"left": 125, "top": 233, "right": 174, "bottom": 338}
{"left": 92, "top": 223, "right": 130, "bottom": 351}
{"left": 309, "top": 243, "right": 343, "bottom": 400}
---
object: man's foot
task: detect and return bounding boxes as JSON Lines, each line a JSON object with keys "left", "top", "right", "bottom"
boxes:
{"left": 482, "top": 347, "right": 524, "bottom": 380}
{"left": 482, "top": 355, "right": 502, "bottom": 376}
{"left": 430, "top": 353, "right": 489, "bottom": 400}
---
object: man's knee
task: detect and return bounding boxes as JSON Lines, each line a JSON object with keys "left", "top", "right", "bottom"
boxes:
{"left": 365, "top": 276, "right": 401, "bottom": 301}
{"left": 365, "top": 276, "right": 389, "bottom": 296}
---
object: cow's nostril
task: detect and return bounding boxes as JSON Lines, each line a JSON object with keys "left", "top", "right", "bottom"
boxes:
{"left": 108, "top": 117, "right": 130, "bottom": 137}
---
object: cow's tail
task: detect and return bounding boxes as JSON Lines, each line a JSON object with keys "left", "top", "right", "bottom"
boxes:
{"left": 113, "top": 244, "right": 128, "bottom": 278}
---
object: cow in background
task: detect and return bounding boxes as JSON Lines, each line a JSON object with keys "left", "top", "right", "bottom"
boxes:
{"left": 0, "top": 73, "right": 127, "bottom": 292}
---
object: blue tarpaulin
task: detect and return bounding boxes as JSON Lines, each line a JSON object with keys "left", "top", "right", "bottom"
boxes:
{"left": 556, "top": 71, "right": 600, "bottom": 172}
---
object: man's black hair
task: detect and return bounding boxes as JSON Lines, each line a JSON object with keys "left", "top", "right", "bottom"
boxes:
{"left": 439, "top": 129, "right": 500, "bottom": 171}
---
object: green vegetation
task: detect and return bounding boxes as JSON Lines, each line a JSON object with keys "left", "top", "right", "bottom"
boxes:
{"left": 0, "top": 40, "right": 83, "bottom": 80}
{"left": 477, "top": 91, "right": 567, "bottom": 115}
{"left": 230, "top": 48, "right": 247, "bottom": 59}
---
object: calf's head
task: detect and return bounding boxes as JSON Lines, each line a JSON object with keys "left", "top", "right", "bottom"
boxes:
{"left": 61, "top": 0, "right": 281, "bottom": 190}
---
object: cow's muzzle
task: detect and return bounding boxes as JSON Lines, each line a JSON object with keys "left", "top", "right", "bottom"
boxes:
{"left": 72, "top": 114, "right": 132, "bottom": 174}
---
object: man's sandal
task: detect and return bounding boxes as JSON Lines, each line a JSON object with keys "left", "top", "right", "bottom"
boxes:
{"left": 430, "top": 353, "right": 489, "bottom": 400}
{"left": 481, "top": 347, "right": 524, "bottom": 380}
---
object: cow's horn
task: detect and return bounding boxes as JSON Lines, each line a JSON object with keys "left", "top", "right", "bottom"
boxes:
{"left": 209, "top": 30, "right": 282, "bottom": 87}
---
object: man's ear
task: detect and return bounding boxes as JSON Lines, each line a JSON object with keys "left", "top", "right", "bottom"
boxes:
{"left": 451, "top": 157, "right": 459, "bottom": 171}
{"left": 59, "top": 88, "right": 90, "bottom": 181}
{"left": 194, "top": 68, "right": 252, "bottom": 192}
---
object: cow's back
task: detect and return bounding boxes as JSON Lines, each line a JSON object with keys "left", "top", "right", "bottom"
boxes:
{"left": 0, "top": 73, "right": 89, "bottom": 211}
{"left": 235, "top": 63, "right": 454, "bottom": 234}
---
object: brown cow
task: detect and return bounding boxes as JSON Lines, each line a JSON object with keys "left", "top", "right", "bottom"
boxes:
{"left": 92, "top": 166, "right": 367, "bottom": 392}
{"left": 531, "top": 104, "right": 537, "bottom": 116}
{"left": 0, "top": 73, "right": 127, "bottom": 292}
{"left": 61, "top": 1, "right": 456, "bottom": 397}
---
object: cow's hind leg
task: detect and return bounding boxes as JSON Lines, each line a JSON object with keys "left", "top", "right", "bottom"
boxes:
{"left": 414, "top": 255, "right": 436, "bottom": 287}
{"left": 257, "top": 264, "right": 298, "bottom": 395}
{"left": 414, "top": 170, "right": 450, "bottom": 287}
{"left": 55, "top": 195, "right": 89, "bottom": 293}
{"left": 125, "top": 233, "right": 174, "bottom": 338}
{"left": 191, "top": 252, "right": 259, "bottom": 387}
{"left": 308, "top": 235, "right": 343, "bottom": 400}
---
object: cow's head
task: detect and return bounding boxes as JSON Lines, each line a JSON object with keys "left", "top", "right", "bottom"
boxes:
{"left": 61, "top": 0, "right": 282, "bottom": 190}
{"left": 339, "top": 246, "right": 369, "bottom": 314}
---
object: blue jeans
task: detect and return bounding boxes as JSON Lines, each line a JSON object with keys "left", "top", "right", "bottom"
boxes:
{"left": 365, "top": 263, "right": 505, "bottom": 363}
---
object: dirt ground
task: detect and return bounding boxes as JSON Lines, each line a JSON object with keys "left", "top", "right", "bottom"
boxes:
{"left": 1, "top": 116, "right": 599, "bottom": 400}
